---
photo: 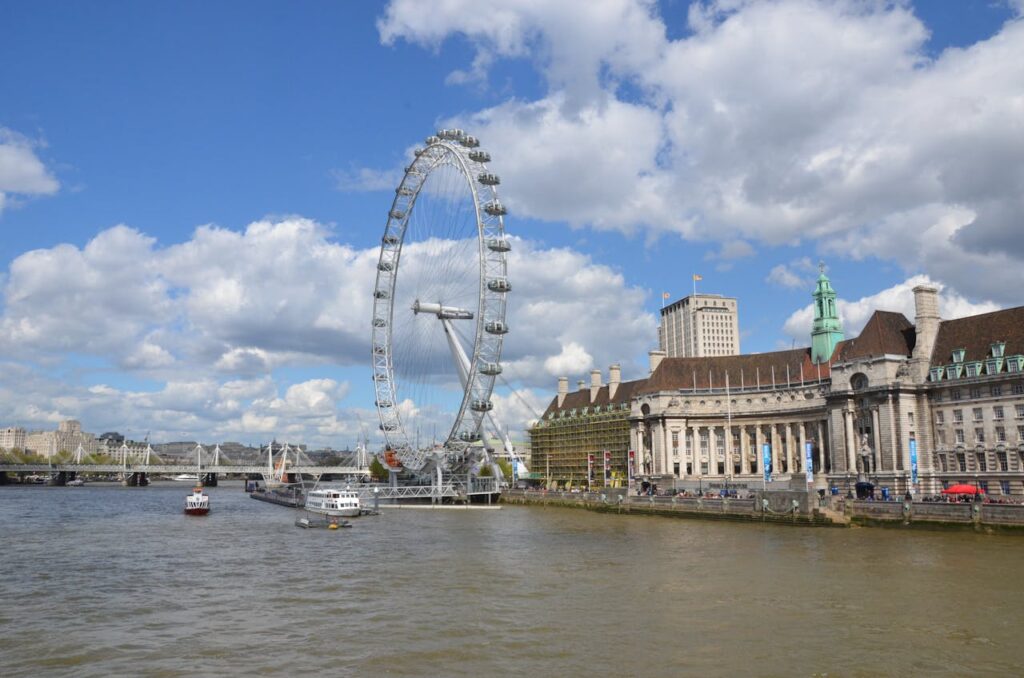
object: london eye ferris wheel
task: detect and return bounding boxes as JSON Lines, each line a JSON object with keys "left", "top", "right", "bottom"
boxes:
{"left": 371, "top": 129, "right": 511, "bottom": 472}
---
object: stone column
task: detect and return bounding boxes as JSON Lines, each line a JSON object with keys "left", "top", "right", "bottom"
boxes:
{"left": 686, "top": 423, "right": 695, "bottom": 476}
{"left": 798, "top": 421, "right": 807, "bottom": 474}
{"left": 740, "top": 424, "right": 750, "bottom": 475}
{"left": 871, "top": 407, "right": 882, "bottom": 472}
{"left": 817, "top": 420, "right": 826, "bottom": 473}
{"left": 662, "top": 420, "right": 671, "bottom": 477}
{"left": 887, "top": 393, "right": 899, "bottom": 470}
{"left": 771, "top": 423, "right": 781, "bottom": 477}
{"left": 754, "top": 422, "right": 764, "bottom": 476}
{"left": 844, "top": 407, "right": 857, "bottom": 473}
{"left": 708, "top": 426, "right": 719, "bottom": 476}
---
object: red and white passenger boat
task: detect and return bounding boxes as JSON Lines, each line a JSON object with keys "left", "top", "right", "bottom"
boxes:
{"left": 185, "top": 485, "right": 210, "bottom": 516}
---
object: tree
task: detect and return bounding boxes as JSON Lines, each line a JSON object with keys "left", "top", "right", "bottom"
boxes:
{"left": 368, "top": 457, "right": 389, "bottom": 482}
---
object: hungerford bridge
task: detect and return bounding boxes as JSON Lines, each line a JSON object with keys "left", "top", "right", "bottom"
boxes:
{"left": 0, "top": 441, "right": 501, "bottom": 500}
{"left": 0, "top": 441, "right": 364, "bottom": 486}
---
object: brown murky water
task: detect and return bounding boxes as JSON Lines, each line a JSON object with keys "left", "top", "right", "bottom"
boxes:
{"left": 1, "top": 482, "right": 1022, "bottom": 676}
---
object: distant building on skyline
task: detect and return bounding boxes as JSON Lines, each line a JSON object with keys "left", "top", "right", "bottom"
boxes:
{"left": 23, "top": 420, "right": 98, "bottom": 459}
{"left": 659, "top": 293, "right": 740, "bottom": 358}
{"left": 0, "top": 426, "right": 27, "bottom": 451}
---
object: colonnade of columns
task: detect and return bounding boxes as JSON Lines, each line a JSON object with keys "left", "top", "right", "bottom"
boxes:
{"left": 640, "top": 418, "right": 829, "bottom": 480}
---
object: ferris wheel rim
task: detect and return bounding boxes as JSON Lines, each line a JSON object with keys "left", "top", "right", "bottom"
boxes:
{"left": 370, "top": 129, "right": 509, "bottom": 470}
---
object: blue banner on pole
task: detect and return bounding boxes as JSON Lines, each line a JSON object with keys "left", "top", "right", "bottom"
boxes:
{"left": 805, "top": 441, "right": 814, "bottom": 484}
{"left": 909, "top": 437, "right": 918, "bottom": 486}
{"left": 762, "top": 443, "right": 772, "bottom": 483}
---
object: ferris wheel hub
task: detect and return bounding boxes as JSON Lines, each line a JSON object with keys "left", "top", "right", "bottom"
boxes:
{"left": 410, "top": 299, "right": 474, "bottom": 320}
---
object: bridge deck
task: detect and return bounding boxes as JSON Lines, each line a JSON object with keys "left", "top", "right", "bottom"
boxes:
{"left": 0, "top": 463, "right": 365, "bottom": 475}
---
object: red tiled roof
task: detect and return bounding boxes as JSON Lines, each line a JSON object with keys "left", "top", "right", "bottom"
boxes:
{"left": 540, "top": 378, "right": 645, "bottom": 417}
{"left": 931, "top": 305, "right": 1024, "bottom": 365}
{"left": 639, "top": 347, "right": 831, "bottom": 394}
{"left": 834, "top": 310, "right": 915, "bottom": 362}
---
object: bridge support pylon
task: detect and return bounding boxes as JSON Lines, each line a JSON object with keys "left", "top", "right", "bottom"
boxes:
{"left": 0, "top": 471, "right": 8, "bottom": 485}
{"left": 202, "top": 473, "right": 218, "bottom": 487}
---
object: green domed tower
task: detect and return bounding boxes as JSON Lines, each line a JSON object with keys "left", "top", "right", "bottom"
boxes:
{"left": 811, "top": 262, "right": 843, "bottom": 364}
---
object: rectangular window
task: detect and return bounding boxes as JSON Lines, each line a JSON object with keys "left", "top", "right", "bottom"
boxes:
{"left": 1001, "top": 480, "right": 1011, "bottom": 495}
{"left": 937, "top": 430, "right": 946, "bottom": 445}
{"left": 1017, "top": 405, "right": 1024, "bottom": 418}
{"left": 1014, "top": 383, "right": 1024, "bottom": 394}
{"left": 975, "top": 428, "right": 985, "bottom": 443}
{"left": 977, "top": 453, "right": 987, "bottom": 472}
{"left": 1019, "top": 425, "right": 1024, "bottom": 441}
{"left": 970, "top": 387, "right": 981, "bottom": 399}
{"left": 973, "top": 407, "right": 983, "bottom": 421}
{"left": 992, "top": 385, "right": 1003, "bottom": 397}
{"left": 994, "top": 406, "right": 1005, "bottom": 420}
{"left": 967, "top": 365, "right": 978, "bottom": 378}
{"left": 957, "top": 453, "right": 967, "bottom": 472}
{"left": 952, "top": 389, "right": 962, "bottom": 400}
{"left": 953, "top": 409, "right": 963, "bottom": 423}
{"left": 936, "top": 411, "right": 945, "bottom": 424}
{"left": 955, "top": 429, "right": 965, "bottom": 444}
{"left": 997, "top": 426, "right": 1006, "bottom": 443}
{"left": 998, "top": 451, "right": 1008, "bottom": 471}
{"left": 908, "top": 412, "right": 914, "bottom": 423}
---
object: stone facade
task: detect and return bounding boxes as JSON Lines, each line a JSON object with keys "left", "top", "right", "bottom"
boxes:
{"left": 532, "top": 276, "right": 1024, "bottom": 498}
{"left": 23, "top": 420, "right": 99, "bottom": 459}
{"left": 0, "top": 426, "right": 27, "bottom": 451}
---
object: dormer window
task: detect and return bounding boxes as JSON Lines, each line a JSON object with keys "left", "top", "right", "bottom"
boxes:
{"left": 952, "top": 348, "right": 966, "bottom": 363}
{"left": 965, "top": 362, "right": 981, "bottom": 378}
{"left": 991, "top": 342, "right": 1006, "bottom": 358}
{"left": 1007, "top": 356, "right": 1024, "bottom": 373}
{"left": 930, "top": 367, "right": 945, "bottom": 382}
{"left": 581, "top": 406, "right": 589, "bottom": 415}
{"left": 986, "top": 358, "right": 1002, "bottom": 375}
{"left": 950, "top": 363, "right": 964, "bottom": 379}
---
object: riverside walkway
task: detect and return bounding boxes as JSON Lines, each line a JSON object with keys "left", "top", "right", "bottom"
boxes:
{"left": 503, "top": 489, "right": 1024, "bottom": 531}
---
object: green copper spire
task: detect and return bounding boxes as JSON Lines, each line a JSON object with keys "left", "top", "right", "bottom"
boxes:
{"left": 811, "top": 261, "right": 843, "bottom": 364}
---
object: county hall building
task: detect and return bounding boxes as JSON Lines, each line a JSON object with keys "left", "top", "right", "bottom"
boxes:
{"left": 529, "top": 271, "right": 1024, "bottom": 497}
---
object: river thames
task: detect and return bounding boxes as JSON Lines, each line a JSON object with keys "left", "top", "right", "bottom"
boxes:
{"left": 1, "top": 482, "right": 1023, "bottom": 676}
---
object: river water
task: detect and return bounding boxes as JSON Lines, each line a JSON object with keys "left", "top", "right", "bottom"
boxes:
{"left": 1, "top": 482, "right": 1023, "bottom": 677}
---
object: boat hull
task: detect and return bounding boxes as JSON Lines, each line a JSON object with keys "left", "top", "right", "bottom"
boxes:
{"left": 250, "top": 489, "right": 305, "bottom": 508}
{"left": 185, "top": 507, "right": 210, "bottom": 516}
{"left": 305, "top": 507, "right": 361, "bottom": 518}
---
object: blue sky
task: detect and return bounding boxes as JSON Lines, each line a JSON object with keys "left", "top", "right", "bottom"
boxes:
{"left": 1, "top": 0, "right": 1022, "bottom": 447}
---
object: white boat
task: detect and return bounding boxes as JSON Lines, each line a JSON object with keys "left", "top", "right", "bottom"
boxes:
{"left": 185, "top": 486, "right": 210, "bottom": 515}
{"left": 304, "top": 488, "right": 361, "bottom": 517}
{"left": 66, "top": 478, "right": 85, "bottom": 487}
{"left": 173, "top": 474, "right": 199, "bottom": 482}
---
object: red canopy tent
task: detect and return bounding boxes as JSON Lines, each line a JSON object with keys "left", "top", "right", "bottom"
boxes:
{"left": 941, "top": 483, "right": 984, "bottom": 495}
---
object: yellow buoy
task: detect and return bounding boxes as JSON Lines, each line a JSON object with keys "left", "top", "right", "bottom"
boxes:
{"left": 328, "top": 523, "right": 338, "bottom": 530}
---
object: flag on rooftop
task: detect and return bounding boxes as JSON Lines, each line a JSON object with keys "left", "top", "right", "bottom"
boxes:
{"left": 662, "top": 292, "right": 670, "bottom": 299}
{"left": 692, "top": 274, "right": 702, "bottom": 281}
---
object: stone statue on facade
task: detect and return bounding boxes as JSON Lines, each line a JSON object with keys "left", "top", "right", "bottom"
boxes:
{"left": 858, "top": 433, "right": 873, "bottom": 477}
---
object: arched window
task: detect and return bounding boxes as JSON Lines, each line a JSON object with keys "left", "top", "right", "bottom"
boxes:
{"left": 850, "top": 373, "right": 869, "bottom": 391}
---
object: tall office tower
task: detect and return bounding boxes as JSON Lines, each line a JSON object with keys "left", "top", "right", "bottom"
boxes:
{"left": 658, "top": 294, "right": 740, "bottom": 357}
